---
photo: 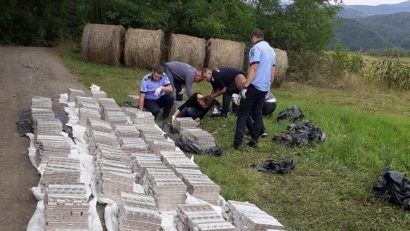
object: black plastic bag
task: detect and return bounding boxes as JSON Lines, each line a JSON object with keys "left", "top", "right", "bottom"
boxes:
{"left": 273, "top": 120, "right": 325, "bottom": 147}
{"left": 16, "top": 109, "right": 33, "bottom": 136}
{"left": 276, "top": 105, "right": 304, "bottom": 123}
{"left": 251, "top": 160, "right": 295, "bottom": 174}
{"left": 373, "top": 167, "right": 410, "bottom": 210}
{"left": 175, "top": 139, "right": 223, "bottom": 157}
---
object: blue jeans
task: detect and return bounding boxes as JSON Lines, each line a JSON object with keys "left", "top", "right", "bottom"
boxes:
{"left": 144, "top": 94, "right": 175, "bottom": 120}
{"left": 164, "top": 65, "right": 184, "bottom": 101}
{"left": 178, "top": 107, "right": 201, "bottom": 120}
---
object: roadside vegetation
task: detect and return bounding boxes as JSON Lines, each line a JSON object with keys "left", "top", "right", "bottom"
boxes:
{"left": 60, "top": 44, "right": 410, "bottom": 231}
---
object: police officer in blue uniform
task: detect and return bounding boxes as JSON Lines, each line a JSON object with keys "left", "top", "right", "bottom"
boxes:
{"left": 202, "top": 67, "right": 245, "bottom": 117}
{"left": 139, "top": 65, "right": 174, "bottom": 127}
{"left": 233, "top": 29, "right": 276, "bottom": 149}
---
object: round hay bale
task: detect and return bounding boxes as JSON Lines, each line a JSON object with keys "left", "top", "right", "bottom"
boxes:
{"left": 168, "top": 33, "right": 206, "bottom": 69}
{"left": 124, "top": 29, "right": 164, "bottom": 69}
{"left": 272, "top": 48, "right": 289, "bottom": 88}
{"left": 81, "top": 23, "right": 125, "bottom": 66}
{"left": 206, "top": 38, "right": 245, "bottom": 69}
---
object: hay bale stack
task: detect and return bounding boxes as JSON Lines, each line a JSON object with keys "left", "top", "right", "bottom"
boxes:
{"left": 206, "top": 38, "right": 245, "bottom": 69}
{"left": 124, "top": 29, "right": 164, "bottom": 69}
{"left": 168, "top": 34, "right": 206, "bottom": 69}
{"left": 273, "top": 48, "right": 289, "bottom": 88}
{"left": 81, "top": 23, "right": 125, "bottom": 66}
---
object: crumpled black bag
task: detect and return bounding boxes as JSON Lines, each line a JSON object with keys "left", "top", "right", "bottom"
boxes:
{"left": 273, "top": 120, "right": 326, "bottom": 147}
{"left": 251, "top": 160, "right": 295, "bottom": 174}
{"left": 373, "top": 167, "right": 410, "bottom": 210}
{"left": 276, "top": 105, "right": 304, "bottom": 123}
{"left": 16, "top": 109, "right": 33, "bottom": 136}
{"left": 175, "top": 139, "right": 223, "bottom": 157}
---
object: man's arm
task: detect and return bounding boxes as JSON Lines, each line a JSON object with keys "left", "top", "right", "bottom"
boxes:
{"left": 161, "top": 84, "right": 173, "bottom": 93}
{"left": 210, "top": 87, "right": 227, "bottom": 98}
{"left": 245, "top": 63, "right": 259, "bottom": 87}
{"left": 139, "top": 93, "right": 145, "bottom": 111}
{"left": 270, "top": 67, "right": 276, "bottom": 87}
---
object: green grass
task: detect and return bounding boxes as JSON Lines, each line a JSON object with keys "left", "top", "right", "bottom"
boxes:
{"left": 59, "top": 45, "right": 410, "bottom": 231}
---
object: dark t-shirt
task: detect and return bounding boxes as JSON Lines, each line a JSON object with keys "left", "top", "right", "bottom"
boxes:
{"left": 178, "top": 93, "right": 212, "bottom": 119}
{"left": 211, "top": 68, "right": 243, "bottom": 91}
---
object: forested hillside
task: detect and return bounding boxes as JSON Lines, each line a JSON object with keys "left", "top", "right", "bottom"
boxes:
{"left": 332, "top": 12, "right": 410, "bottom": 51}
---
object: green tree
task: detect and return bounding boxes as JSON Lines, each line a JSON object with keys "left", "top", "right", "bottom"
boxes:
{"left": 254, "top": 0, "right": 341, "bottom": 51}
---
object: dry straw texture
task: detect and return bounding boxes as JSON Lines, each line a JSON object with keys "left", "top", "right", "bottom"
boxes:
{"left": 124, "top": 29, "right": 164, "bottom": 69}
{"left": 206, "top": 38, "right": 245, "bottom": 69}
{"left": 81, "top": 23, "right": 125, "bottom": 66}
{"left": 168, "top": 33, "right": 206, "bottom": 69}
{"left": 272, "top": 48, "right": 289, "bottom": 88}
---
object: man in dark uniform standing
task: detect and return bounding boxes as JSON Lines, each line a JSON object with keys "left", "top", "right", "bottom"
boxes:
{"left": 202, "top": 67, "right": 245, "bottom": 117}
{"left": 233, "top": 29, "right": 276, "bottom": 149}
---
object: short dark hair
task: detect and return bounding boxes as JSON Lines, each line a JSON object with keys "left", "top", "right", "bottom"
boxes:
{"left": 201, "top": 67, "right": 211, "bottom": 76}
{"left": 153, "top": 65, "right": 164, "bottom": 74}
{"left": 251, "top": 29, "right": 264, "bottom": 39}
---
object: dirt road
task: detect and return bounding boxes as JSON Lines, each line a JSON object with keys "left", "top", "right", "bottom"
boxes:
{"left": 0, "top": 47, "right": 84, "bottom": 230}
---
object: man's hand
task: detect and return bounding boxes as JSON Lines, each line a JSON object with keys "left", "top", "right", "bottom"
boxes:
{"left": 172, "top": 115, "right": 176, "bottom": 126}
{"left": 194, "top": 117, "right": 200, "bottom": 126}
{"left": 240, "top": 88, "right": 247, "bottom": 99}
{"left": 154, "top": 87, "right": 162, "bottom": 96}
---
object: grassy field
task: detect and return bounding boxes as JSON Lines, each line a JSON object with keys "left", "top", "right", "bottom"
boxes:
{"left": 60, "top": 45, "right": 410, "bottom": 231}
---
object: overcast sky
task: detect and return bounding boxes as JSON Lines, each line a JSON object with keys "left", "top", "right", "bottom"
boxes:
{"left": 341, "top": 0, "right": 407, "bottom": 5}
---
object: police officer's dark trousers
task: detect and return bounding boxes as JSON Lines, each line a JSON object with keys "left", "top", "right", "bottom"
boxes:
{"left": 233, "top": 85, "right": 266, "bottom": 146}
{"left": 221, "top": 83, "right": 239, "bottom": 116}
{"left": 144, "top": 94, "right": 175, "bottom": 120}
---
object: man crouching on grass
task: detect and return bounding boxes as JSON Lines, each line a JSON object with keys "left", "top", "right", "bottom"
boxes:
{"left": 139, "top": 65, "right": 174, "bottom": 128}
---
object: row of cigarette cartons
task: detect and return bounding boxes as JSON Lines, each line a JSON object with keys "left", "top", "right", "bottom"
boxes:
{"left": 79, "top": 105, "right": 101, "bottom": 126}
{"left": 67, "top": 88, "right": 86, "bottom": 102}
{"left": 119, "top": 136, "right": 149, "bottom": 153}
{"left": 114, "top": 124, "right": 140, "bottom": 137}
{"left": 41, "top": 157, "right": 81, "bottom": 190}
{"left": 143, "top": 167, "right": 187, "bottom": 211}
{"left": 35, "top": 134, "right": 71, "bottom": 165}
{"left": 131, "top": 153, "right": 164, "bottom": 184}
{"left": 222, "top": 201, "right": 284, "bottom": 231}
{"left": 126, "top": 95, "right": 139, "bottom": 108}
{"left": 31, "top": 96, "right": 54, "bottom": 121}
{"left": 158, "top": 150, "right": 220, "bottom": 205}
{"left": 175, "top": 204, "right": 235, "bottom": 231}
{"left": 90, "top": 128, "right": 136, "bottom": 202}
{"left": 34, "top": 118, "right": 63, "bottom": 135}
{"left": 74, "top": 92, "right": 103, "bottom": 126}
{"left": 75, "top": 96, "right": 95, "bottom": 107}
{"left": 174, "top": 168, "right": 220, "bottom": 206}
{"left": 99, "top": 98, "right": 129, "bottom": 124}
{"left": 125, "top": 108, "right": 155, "bottom": 125}
{"left": 92, "top": 90, "right": 108, "bottom": 101}
{"left": 118, "top": 192, "right": 162, "bottom": 231}
{"left": 44, "top": 183, "right": 89, "bottom": 231}
{"left": 182, "top": 128, "right": 216, "bottom": 150}
{"left": 173, "top": 117, "right": 198, "bottom": 133}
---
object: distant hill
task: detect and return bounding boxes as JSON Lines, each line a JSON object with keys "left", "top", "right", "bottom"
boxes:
{"left": 331, "top": 12, "right": 410, "bottom": 51}
{"left": 337, "top": 7, "right": 367, "bottom": 19}
{"left": 331, "top": 19, "right": 388, "bottom": 50}
{"left": 347, "top": 1, "right": 410, "bottom": 16}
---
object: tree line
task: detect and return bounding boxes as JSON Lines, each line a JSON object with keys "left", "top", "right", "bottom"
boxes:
{"left": 0, "top": 0, "right": 341, "bottom": 51}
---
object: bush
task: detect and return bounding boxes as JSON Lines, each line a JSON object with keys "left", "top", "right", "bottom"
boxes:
{"left": 287, "top": 47, "right": 364, "bottom": 84}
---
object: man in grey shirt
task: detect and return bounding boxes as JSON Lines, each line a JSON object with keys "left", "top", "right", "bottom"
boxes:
{"left": 164, "top": 61, "right": 203, "bottom": 101}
